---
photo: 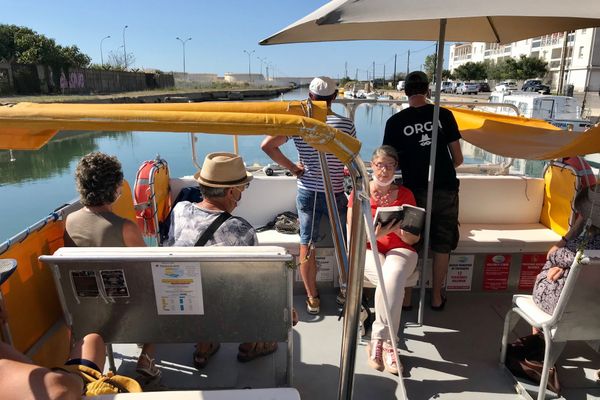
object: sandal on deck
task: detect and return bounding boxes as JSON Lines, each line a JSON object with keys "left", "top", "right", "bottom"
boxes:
{"left": 136, "top": 352, "right": 161, "bottom": 378}
{"left": 193, "top": 342, "right": 221, "bottom": 369}
{"left": 237, "top": 341, "right": 278, "bottom": 362}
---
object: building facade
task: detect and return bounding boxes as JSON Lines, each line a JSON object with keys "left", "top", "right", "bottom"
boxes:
{"left": 449, "top": 28, "right": 600, "bottom": 92}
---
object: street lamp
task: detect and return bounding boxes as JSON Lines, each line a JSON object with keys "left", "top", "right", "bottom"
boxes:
{"left": 243, "top": 49, "right": 255, "bottom": 83}
{"left": 122, "top": 25, "right": 128, "bottom": 70}
{"left": 100, "top": 35, "right": 110, "bottom": 67}
{"left": 257, "top": 56, "right": 267, "bottom": 80}
{"left": 176, "top": 37, "right": 192, "bottom": 76}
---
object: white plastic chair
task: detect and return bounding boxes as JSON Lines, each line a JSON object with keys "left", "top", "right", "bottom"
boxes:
{"left": 500, "top": 249, "right": 600, "bottom": 400}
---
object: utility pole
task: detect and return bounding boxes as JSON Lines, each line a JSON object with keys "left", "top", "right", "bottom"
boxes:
{"left": 355, "top": 68, "right": 358, "bottom": 81}
{"left": 345, "top": 61, "right": 348, "bottom": 79}
{"left": 122, "top": 25, "right": 128, "bottom": 70}
{"left": 393, "top": 53, "right": 397, "bottom": 86}
{"left": 383, "top": 65, "right": 386, "bottom": 87}
{"left": 407, "top": 50, "right": 410, "bottom": 75}
{"left": 243, "top": 49, "right": 255, "bottom": 83}
{"left": 176, "top": 37, "right": 192, "bottom": 76}
{"left": 372, "top": 61, "right": 375, "bottom": 84}
{"left": 557, "top": 31, "right": 570, "bottom": 95}
{"left": 433, "top": 42, "right": 438, "bottom": 83}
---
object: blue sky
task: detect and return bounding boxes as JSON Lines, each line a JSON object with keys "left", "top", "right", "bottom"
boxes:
{"left": 0, "top": 0, "right": 451, "bottom": 78}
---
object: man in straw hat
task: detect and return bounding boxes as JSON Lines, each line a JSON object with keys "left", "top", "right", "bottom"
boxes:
{"left": 166, "top": 152, "right": 279, "bottom": 367}
{"left": 262, "top": 76, "right": 356, "bottom": 315}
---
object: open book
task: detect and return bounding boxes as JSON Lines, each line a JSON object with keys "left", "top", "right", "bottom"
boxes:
{"left": 373, "top": 204, "right": 426, "bottom": 235}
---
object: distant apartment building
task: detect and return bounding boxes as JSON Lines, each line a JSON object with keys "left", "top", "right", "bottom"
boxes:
{"left": 449, "top": 28, "right": 600, "bottom": 92}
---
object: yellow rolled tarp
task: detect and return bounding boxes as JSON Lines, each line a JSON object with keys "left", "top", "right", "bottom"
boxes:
{"left": 451, "top": 107, "right": 600, "bottom": 160}
{"left": 0, "top": 101, "right": 360, "bottom": 164}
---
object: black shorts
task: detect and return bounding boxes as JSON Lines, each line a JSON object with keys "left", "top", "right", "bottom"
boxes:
{"left": 413, "top": 189, "right": 459, "bottom": 253}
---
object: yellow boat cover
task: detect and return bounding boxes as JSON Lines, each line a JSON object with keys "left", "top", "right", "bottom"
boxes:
{"left": 451, "top": 107, "right": 600, "bottom": 160}
{"left": 0, "top": 101, "right": 599, "bottom": 160}
{"left": 0, "top": 101, "right": 360, "bottom": 164}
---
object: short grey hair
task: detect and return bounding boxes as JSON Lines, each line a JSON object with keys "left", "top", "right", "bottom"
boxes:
{"left": 198, "top": 183, "right": 228, "bottom": 198}
{"left": 371, "top": 145, "right": 399, "bottom": 164}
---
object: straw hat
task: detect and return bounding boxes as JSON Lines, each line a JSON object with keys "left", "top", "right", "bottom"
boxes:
{"left": 194, "top": 152, "right": 253, "bottom": 188}
{"left": 0, "top": 259, "right": 17, "bottom": 286}
{"left": 577, "top": 184, "right": 600, "bottom": 227}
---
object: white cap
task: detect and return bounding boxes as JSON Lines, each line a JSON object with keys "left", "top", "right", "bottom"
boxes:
{"left": 309, "top": 76, "right": 337, "bottom": 97}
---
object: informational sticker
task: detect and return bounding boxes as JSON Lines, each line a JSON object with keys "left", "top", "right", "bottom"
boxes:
{"left": 446, "top": 255, "right": 474, "bottom": 291}
{"left": 519, "top": 253, "right": 546, "bottom": 290}
{"left": 70, "top": 270, "right": 99, "bottom": 297}
{"left": 483, "top": 254, "right": 512, "bottom": 291}
{"left": 295, "top": 248, "right": 336, "bottom": 283}
{"left": 100, "top": 270, "right": 129, "bottom": 297}
{"left": 151, "top": 262, "right": 204, "bottom": 315}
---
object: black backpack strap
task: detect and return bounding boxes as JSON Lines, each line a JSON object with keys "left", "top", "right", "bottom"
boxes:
{"left": 194, "top": 212, "right": 232, "bottom": 247}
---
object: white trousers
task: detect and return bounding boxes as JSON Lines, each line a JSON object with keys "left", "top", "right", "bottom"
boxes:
{"left": 364, "top": 247, "right": 418, "bottom": 340}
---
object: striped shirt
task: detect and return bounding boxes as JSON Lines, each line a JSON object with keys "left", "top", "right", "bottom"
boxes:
{"left": 291, "top": 113, "right": 356, "bottom": 193}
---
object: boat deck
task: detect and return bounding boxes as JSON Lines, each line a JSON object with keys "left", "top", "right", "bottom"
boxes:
{"left": 110, "top": 292, "right": 600, "bottom": 399}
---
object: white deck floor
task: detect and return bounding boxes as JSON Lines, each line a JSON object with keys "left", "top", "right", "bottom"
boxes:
{"left": 110, "top": 292, "right": 600, "bottom": 399}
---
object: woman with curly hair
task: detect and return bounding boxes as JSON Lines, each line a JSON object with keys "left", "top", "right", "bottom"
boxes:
{"left": 64, "top": 152, "right": 160, "bottom": 379}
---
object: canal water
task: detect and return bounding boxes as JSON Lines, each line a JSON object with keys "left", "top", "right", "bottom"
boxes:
{"left": 0, "top": 89, "right": 541, "bottom": 240}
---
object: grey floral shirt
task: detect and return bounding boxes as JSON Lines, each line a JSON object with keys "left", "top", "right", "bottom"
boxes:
{"left": 166, "top": 201, "right": 257, "bottom": 247}
{"left": 533, "top": 233, "right": 600, "bottom": 315}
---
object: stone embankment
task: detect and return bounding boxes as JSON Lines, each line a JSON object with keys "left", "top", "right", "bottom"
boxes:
{"left": 0, "top": 86, "right": 294, "bottom": 104}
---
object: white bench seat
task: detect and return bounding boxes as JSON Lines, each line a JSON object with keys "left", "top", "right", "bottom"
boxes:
{"left": 257, "top": 231, "right": 301, "bottom": 256}
{"left": 457, "top": 223, "right": 561, "bottom": 253}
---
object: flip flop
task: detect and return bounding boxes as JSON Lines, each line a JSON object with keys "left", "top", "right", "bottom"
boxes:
{"left": 237, "top": 341, "right": 278, "bottom": 362}
{"left": 192, "top": 342, "right": 221, "bottom": 369}
{"left": 0, "top": 259, "right": 17, "bottom": 286}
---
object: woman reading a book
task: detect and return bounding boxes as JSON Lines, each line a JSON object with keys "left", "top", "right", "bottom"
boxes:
{"left": 347, "top": 145, "right": 420, "bottom": 375}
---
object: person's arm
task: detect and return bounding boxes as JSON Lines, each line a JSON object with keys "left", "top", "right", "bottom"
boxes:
{"left": 398, "top": 229, "right": 420, "bottom": 245}
{"left": 448, "top": 140, "right": 463, "bottom": 168}
{"left": 122, "top": 220, "right": 146, "bottom": 247}
{"left": 260, "top": 135, "right": 304, "bottom": 177}
{"left": 547, "top": 214, "right": 584, "bottom": 258}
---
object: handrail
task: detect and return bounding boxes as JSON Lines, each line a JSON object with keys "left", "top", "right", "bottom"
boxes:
{"left": 334, "top": 98, "right": 521, "bottom": 118}
{"left": 0, "top": 201, "right": 79, "bottom": 256}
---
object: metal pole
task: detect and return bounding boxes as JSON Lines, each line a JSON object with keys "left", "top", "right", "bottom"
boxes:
{"left": 407, "top": 50, "right": 410, "bottom": 76}
{"left": 122, "top": 25, "right": 128, "bottom": 70}
{"left": 418, "top": 18, "right": 447, "bottom": 326}
{"left": 393, "top": 53, "right": 397, "bottom": 87}
{"left": 338, "top": 159, "right": 368, "bottom": 400}
{"left": 100, "top": 35, "right": 110, "bottom": 67}
{"left": 557, "top": 31, "right": 569, "bottom": 95}
{"left": 176, "top": 37, "right": 192, "bottom": 76}
{"left": 243, "top": 50, "right": 255, "bottom": 83}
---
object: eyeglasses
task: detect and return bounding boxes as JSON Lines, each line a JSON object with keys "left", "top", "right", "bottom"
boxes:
{"left": 372, "top": 162, "right": 396, "bottom": 170}
{"left": 234, "top": 182, "right": 250, "bottom": 192}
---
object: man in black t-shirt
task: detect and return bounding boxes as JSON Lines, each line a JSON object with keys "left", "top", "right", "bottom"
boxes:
{"left": 383, "top": 71, "right": 463, "bottom": 311}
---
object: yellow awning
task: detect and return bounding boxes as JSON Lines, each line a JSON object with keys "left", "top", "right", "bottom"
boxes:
{"left": 451, "top": 107, "right": 600, "bottom": 160}
{"left": 0, "top": 101, "right": 360, "bottom": 164}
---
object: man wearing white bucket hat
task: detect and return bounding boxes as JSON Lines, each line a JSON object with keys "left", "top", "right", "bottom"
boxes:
{"left": 262, "top": 76, "right": 357, "bottom": 315}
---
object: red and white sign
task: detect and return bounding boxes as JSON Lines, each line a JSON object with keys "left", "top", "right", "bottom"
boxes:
{"left": 446, "top": 255, "right": 474, "bottom": 291}
{"left": 518, "top": 253, "right": 546, "bottom": 290}
{"left": 483, "top": 254, "right": 512, "bottom": 290}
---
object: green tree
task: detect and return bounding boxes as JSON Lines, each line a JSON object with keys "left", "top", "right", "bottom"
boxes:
{"left": 453, "top": 62, "right": 487, "bottom": 81}
{"left": 0, "top": 24, "right": 90, "bottom": 68}
{"left": 423, "top": 53, "right": 436, "bottom": 80}
{"left": 517, "top": 55, "right": 548, "bottom": 79}
{"left": 442, "top": 69, "right": 454, "bottom": 80}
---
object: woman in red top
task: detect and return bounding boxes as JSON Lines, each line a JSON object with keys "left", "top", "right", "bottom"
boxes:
{"left": 348, "top": 145, "right": 420, "bottom": 375}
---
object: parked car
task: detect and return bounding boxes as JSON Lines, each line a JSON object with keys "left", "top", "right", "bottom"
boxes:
{"left": 522, "top": 79, "right": 551, "bottom": 94}
{"left": 456, "top": 82, "right": 479, "bottom": 95}
{"left": 495, "top": 80, "right": 518, "bottom": 92}
{"left": 441, "top": 81, "right": 454, "bottom": 93}
{"left": 477, "top": 82, "right": 491, "bottom": 92}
